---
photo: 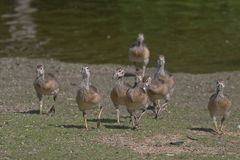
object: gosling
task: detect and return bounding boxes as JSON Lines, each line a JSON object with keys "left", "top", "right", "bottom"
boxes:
{"left": 76, "top": 66, "right": 103, "bottom": 130}
{"left": 33, "top": 64, "right": 59, "bottom": 115}
{"left": 125, "top": 74, "right": 151, "bottom": 129}
{"left": 147, "top": 55, "right": 174, "bottom": 118}
{"left": 129, "top": 33, "right": 150, "bottom": 77}
{"left": 208, "top": 81, "right": 232, "bottom": 134}
{"left": 144, "top": 76, "right": 168, "bottom": 118}
{"left": 110, "top": 67, "right": 136, "bottom": 124}
{"left": 154, "top": 55, "right": 174, "bottom": 94}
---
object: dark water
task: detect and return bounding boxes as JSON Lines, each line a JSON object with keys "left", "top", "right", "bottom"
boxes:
{"left": 0, "top": 0, "right": 240, "bottom": 73}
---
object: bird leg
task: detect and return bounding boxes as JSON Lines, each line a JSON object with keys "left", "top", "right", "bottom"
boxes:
{"left": 213, "top": 116, "right": 219, "bottom": 134}
{"left": 129, "top": 115, "right": 137, "bottom": 123}
{"left": 142, "top": 65, "right": 146, "bottom": 77}
{"left": 97, "top": 106, "right": 103, "bottom": 128}
{"left": 47, "top": 106, "right": 55, "bottom": 116}
{"left": 48, "top": 94, "right": 57, "bottom": 116}
{"left": 156, "top": 100, "right": 163, "bottom": 117}
{"left": 142, "top": 59, "right": 149, "bottom": 77}
{"left": 156, "top": 103, "right": 169, "bottom": 117}
{"left": 37, "top": 93, "right": 43, "bottom": 114}
{"left": 137, "top": 109, "right": 146, "bottom": 123}
{"left": 116, "top": 108, "right": 120, "bottom": 124}
{"left": 37, "top": 94, "right": 43, "bottom": 114}
{"left": 160, "top": 102, "right": 169, "bottom": 112}
{"left": 219, "top": 116, "right": 226, "bottom": 134}
{"left": 162, "top": 94, "right": 170, "bottom": 113}
{"left": 39, "top": 100, "right": 43, "bottom": 114}
{"left": 130, "top": 113, "right": 136, "bottom": 129}
{"left": 83, "top": 111, "right": 88, "bottom": 130}
{"left": 157, "top": 94, "right": 170, "bottom": 116}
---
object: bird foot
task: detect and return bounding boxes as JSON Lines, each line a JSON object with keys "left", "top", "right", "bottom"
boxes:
{"left": 213, "top": 129, "right": 221, "bottom": 135}
{"left": 132, "top": 126, "right": 139, "bottom": 130}
{"left": 219, "top": 129, "right": 225, "bottom": 135}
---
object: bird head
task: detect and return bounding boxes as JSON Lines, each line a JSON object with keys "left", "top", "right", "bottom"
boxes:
{"left": 112, "top": 67, "right": 125, "bottom": 79}
{"left": 157, "top": 55, "right": 165, "bottom": 67}
{"left": 137, "top": 33, "right": 144, "bottom": 43}
{"left": 36, "top": 64, "right": 45, "bottom": 77}
{"left": 81, "top": 66, "right": 90, "bottom": 79}
{"left": 216, "top": 80, "right": 225, "bottom": 91}
{"left": 142, "top": 75, "right": 152, "bottom": 87}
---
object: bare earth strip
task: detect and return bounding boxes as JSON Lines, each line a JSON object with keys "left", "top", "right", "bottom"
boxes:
{"left": 98, "top": 133, "right": 222, "bottom": 155}
{"left": 1, "top": 57, "right": 240, "bottom": 113}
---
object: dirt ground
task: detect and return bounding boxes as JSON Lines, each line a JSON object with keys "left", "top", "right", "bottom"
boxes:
{"left": 1, "top": 57, "right": 240, "bottom": 112}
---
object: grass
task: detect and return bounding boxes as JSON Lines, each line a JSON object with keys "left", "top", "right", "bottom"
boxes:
{"left": 0, "top": 58, "right": 240, "bottom": 159}
{"left": 1, "top": 104, "right": 240, "bottom": 159}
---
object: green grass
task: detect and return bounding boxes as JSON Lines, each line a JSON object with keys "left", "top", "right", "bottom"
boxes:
{"left": 1, "top": 104, "right": 240, "bottom": 160}
{"left": 1, "top": 58, "right": 240, "bottom": 159}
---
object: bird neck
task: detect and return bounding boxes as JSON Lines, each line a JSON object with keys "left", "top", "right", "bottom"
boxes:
{"left": 117, "top": 77, "right": 124, "bottom": 85}
{"left": 155, "top": 65, "right": 165, "bottom": 78}
{"left": 137, "top": 83, "right": 147, "bottom": 93}
{"left": 141, "top": 85, "right": 148, "bottom": 93}
{"left": 216, "top": 89, "right": 224, "bottom": 97}
{"left": 81, "top": 76, "right": 90, "bottom": 90}
{"left": 137, "top": 40, "right": 143, "bottom": 47}
{"left": 37, "top": 73, "right": 45, "bottom": 81}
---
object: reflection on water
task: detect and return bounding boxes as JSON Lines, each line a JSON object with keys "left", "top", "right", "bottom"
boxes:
{"left": 2, "top": 0, "right": 37, "bottom": 42}
{"left": 0, "top": 0, "right": 240, "bottom": 73}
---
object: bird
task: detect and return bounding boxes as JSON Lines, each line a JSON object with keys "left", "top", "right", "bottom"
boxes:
{"left": 76, "top": 66, "right": 103, "bottom": 130}
{"left": 144, "top": 76, "right": 168, "bottom": 118}
{"left": 146, "top": 55, "right": 174, "bottom": 118}
{"left": 208, "top": 81, "right": 232, "bottom": 134}
{"left": 125, "top": 73, "right": 152, "bottom": 129}
{"left": 33, "top": 64, "right": 59, "bottom": 115}
{"left": 110, "top": 67, "right": 136, "bottom": 124}
{"left": 154, "top": 55, "right": 174, "bottom": 93}
{"left": 129, "top": 33, "right": 150, "bottom": 77}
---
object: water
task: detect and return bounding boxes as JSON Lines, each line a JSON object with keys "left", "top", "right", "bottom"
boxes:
{"left": 0, "top": 0, "right": 240, "bottom": 73}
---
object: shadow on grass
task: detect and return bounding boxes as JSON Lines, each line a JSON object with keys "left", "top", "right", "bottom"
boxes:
{"left": 48, "top": 124, "right": 85, "bottom": 129}
{"left": 18, "top": 109, "right": 40, "bottom": 114}
{"left": 189, "top": 127, "right": 216, "bottom": 134}
{"left": 120, "top": 116, "right": 130, "bottom": 119}
{"left": 88, "top": 118, "right": 117, "bottom": 123}
{"left": 104, "top": 124, "right": 131, "bottom": 130}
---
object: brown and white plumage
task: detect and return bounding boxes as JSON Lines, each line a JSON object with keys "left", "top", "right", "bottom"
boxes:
{"left": 208, "top": 81, "right": 231, "bottom": 134}
{"left": 147, "top": 55, "right": 174, "bottom": 118}
{"left": 129, "top": 33, "right": 150, "bottom": 77}
{"left": 33, "top": 64, "right": 59, "bottom": 115}
{"left": 110, "top": 67, "right": 133, "bottom": 124}
{"left": 154, "top": 55, "right": 174, "bottom": 92}
{"left": 125, "top": 74, "right": 151, "bottom": 129}
{"left": 76, "top": 66, "right": 103, "bottom": 130}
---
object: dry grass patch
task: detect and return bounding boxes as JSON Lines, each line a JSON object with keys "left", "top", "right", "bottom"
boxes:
{"left": 98, "top": 133, "right": 223, "bottom": 155}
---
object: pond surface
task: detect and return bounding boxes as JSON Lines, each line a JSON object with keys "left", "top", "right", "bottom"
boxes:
{"left": 0, "top": 0, "right": 240, "bottom": 73}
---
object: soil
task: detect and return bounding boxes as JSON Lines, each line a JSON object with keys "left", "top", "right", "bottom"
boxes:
{"left": 1, "top": 57, "right": 240, "bottom": 113}
{"left": 98, "top": 133, "right": 223, "bottom": 155}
